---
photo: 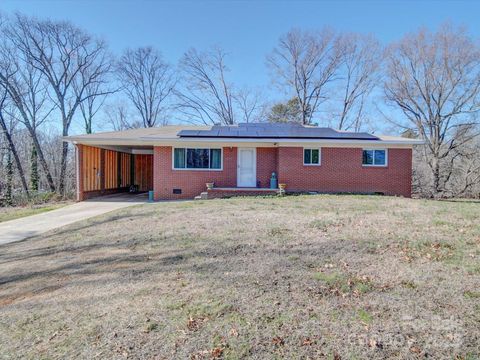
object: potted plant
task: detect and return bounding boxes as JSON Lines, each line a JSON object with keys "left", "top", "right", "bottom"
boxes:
{"left": 206, "top": 182, "right": 214, "bottom": 190}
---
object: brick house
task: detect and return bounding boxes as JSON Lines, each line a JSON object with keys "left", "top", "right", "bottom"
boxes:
{"left": 64, "top": 123, "right": 422, "bottom": 201}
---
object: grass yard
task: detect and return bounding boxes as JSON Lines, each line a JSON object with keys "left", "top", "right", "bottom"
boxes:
{"left": 0, "top": 195, "right": 479, "bottom": 359}
{"left": 0, "top": 202, "right": 70, "bottom": 223}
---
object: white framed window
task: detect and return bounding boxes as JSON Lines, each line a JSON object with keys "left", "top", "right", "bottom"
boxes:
{"left": 362, "top": 149, "right": 387, "bottom": 167}
{"left": 303, "top": 148, "right": 321, "bottom": 166}
{"left": 173, "top": 148, "right": 223, "bottom": 170}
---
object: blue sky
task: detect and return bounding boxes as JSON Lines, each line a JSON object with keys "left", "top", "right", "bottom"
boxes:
{"left": 1, "top": 0, "right": 479, "bottom": 133}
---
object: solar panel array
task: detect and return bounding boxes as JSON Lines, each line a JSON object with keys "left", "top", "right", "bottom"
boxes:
{"left": 177, "top": 123, "right": 379, "bottom": 140}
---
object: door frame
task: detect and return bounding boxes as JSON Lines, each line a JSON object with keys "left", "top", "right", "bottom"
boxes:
{"left": 237, "top": 147, "right": 257, "bottom": 187}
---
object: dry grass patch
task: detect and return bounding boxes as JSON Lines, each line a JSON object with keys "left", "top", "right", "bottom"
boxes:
{"left": 0, "top": 195, "right": 479, "bottom": 359}
{"left": 0, "top": 202, "right": 70, "bottom": 223}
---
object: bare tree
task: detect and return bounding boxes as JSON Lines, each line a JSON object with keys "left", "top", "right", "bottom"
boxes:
{"left": 267, "top": 28, "right": 344, "bottom": 125}
{"left": 176, "top": 47, "right": 235, "bottom": 125}
{"left": 176, "top": 47, "right": 264, "bottom": 125}
{"left": 0, "top": 88, "right": 29, "bottom": 194}
{"left": 0, "top": 32, "right": 57, "bottom": 192}
{"left": 235, "top": 88, "right": 266, "bottom": 123}
{"left": 8, "top": 14, "right": 113, "bottom": 194}
{"left": 334, "top": 33, "right": 382, "bottom": 131}
{"left": 117, "top": 47, "right": 175, "bottom": 128}
{"left": 78, "top": 69, "right": 114, "bottom": 134}
{"left": 384, "top": 25, "right": 480, "bottom": 196}
{"left": 443, "top": 135, "right": 480, "bottom": 197}
{"left": 103, "top": 101, "right": 142, "bottom": 131}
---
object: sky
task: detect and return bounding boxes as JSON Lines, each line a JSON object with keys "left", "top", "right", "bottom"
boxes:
{"left": 1, "top": 0, "right": 479, "bottom": 134}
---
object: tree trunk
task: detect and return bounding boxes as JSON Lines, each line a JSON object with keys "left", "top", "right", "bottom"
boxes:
{"left": 432, "top": 157, "right": 441, "bottom": 197}
{"left": 0, "top": 119, "right": 29, "bottom": 194}
{"left": 30, "top": 143, "right": 39, "bottom": 191}
{"left": 5, "top": 149, "right": 13, "bottom": 206}
{"left": 85, "top": 116, "right": 92, "bottom": 134}
{"left": 58, "top": 140, "right": 68, "bottom": 195}
{"left": 29, "top": 130, "right": 56, "bottom": 192}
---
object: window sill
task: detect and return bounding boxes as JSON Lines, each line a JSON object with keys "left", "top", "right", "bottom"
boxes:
{"left": 172, "top": 168, "right": 223, "bottom": 171}
{"left": 362, "top": 164, "right": 388, "bottom": 168}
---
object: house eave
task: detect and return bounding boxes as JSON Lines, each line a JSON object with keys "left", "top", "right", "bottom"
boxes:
{"left": 64, "top": 136, "right": 424, "bottom": 148}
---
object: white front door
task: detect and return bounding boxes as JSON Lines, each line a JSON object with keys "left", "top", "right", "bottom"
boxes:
{"left": 237, "top": 148, "right": 256, "bottom": 187}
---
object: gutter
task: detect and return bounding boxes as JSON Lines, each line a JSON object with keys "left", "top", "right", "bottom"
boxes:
{"left": 63, "top": 136, "right": 425, "bottom": 146}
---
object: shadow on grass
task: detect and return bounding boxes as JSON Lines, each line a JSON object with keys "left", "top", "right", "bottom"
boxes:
{"left": 436, "top": 199, "right": 480, "bottom": 204}
{"left": 0, "top": 211, "right": 156, "bottom": 265}
{"left": 0, "top": 234, "right": 348, "bottom": 290}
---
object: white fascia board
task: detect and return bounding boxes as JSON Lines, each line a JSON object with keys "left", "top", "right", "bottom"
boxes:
{"left": 147, "top": 136, "right": 424, "bottom": 146}
{"left": 65, "top": 136, "right": 424, "bottom": 148}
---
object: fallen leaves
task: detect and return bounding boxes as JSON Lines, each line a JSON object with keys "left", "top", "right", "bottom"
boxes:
{"left": 187, "top": 316, "right": 208, "bottom": 332}
{"left": 368, "top": 338, "right": 383, "bottom": 349}
{"left": 410, "top": 346, "right": 422, "bottom": 354}
{"left": 210, "top": 347, "right": 224, "bottom": 358}
{"left": 271, "top": 336, "right": 285, "bottom": 347}
{"left": 301, "top": 337, "right": 315, "bottom": 346}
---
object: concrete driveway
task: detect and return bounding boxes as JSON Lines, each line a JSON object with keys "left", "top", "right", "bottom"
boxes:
{"left": 0, "top": 193, "right": 147, "bottom": 245}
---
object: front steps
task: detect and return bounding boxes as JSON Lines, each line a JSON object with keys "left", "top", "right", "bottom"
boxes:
{"left": 194, "top": 192, "right": 209, "bottom": 200}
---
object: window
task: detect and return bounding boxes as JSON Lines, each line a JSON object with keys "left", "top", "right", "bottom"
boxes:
{"left": 362, "top": 149, "right": 387, "bottom": 166}
{"left": 304, "top": 148, "right": 321, "bottom": 165}
{"left": 173, "top": 148, "right": 222, "bottom": 170}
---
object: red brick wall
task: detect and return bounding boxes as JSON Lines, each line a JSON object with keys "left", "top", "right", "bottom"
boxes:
{"left": 153, "top": 146, "right": 237, "bottom": 200}
{"left": 152, "top": 145, "right": 412, "bottom": 200}
{"left": 256, "top": 147, "right": 278, "bottom": 188}
{"left": 277, "top": 147, "right": 412, "bottom": 197}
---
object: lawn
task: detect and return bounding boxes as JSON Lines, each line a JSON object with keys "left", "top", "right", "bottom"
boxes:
{"left": 0, "top": 202, "right": 70, "bottom": 223}
{"left": 0, "top": 195, "right": 478, "bottom": 359}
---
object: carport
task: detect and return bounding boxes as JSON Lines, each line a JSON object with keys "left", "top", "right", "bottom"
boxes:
{"left": 75, "top": 144, "right": 153, "bottom": 201}
{"left": 65, "top": 126, "right": 208, "bottom": 202}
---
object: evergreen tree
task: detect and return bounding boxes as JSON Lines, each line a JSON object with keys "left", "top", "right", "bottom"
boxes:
{"left": 268, "top": 98, "right": 312, "bottom": 124}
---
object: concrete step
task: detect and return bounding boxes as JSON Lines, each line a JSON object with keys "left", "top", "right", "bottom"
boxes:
{"left": 194, "top": 192, "right": 209, "bottom": 200}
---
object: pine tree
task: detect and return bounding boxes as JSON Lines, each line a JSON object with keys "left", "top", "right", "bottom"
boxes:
{"left": 30, "top": 144, "right": 39, "bottom": 191}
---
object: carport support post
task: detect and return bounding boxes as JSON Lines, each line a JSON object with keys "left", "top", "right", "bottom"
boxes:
{"left": 75, "top": 144, "right": 84, "bottom": 201}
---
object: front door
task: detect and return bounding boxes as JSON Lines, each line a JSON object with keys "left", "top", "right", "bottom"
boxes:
{"left": 237, "top": 148, "right": 256, "bottom": 187}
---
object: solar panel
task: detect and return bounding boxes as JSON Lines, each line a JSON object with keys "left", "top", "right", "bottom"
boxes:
{"left": 177, "top": 123, "right": 379, "bottom": 140}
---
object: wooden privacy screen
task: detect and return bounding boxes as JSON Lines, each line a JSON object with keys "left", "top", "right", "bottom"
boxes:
{"left": 82, "top": 146, "right": 134, "bottom": 192}
{"left": 119, "top": 152, "right": 131, "bottom": 188}
{"left": 104, "top": 150, "right": 118, "bottom": 190}
{"left": 82, "top": 146, "right": 102, "bottom": 191}
{"left": 103, "top": 150, "right": 133, "bottom": 189}
{"left": 134, "top": 154, "right": 153, "bottom": 191}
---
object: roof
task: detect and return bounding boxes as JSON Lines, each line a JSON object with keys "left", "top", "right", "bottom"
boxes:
{"left": 178, "top": 123, "right": 378, "bottom": 140}
{"left": 64, "top": 124, "right": 424, "bottom": 146}
{"left": 66, "top": 126, "right": 211, "bottom": 141}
